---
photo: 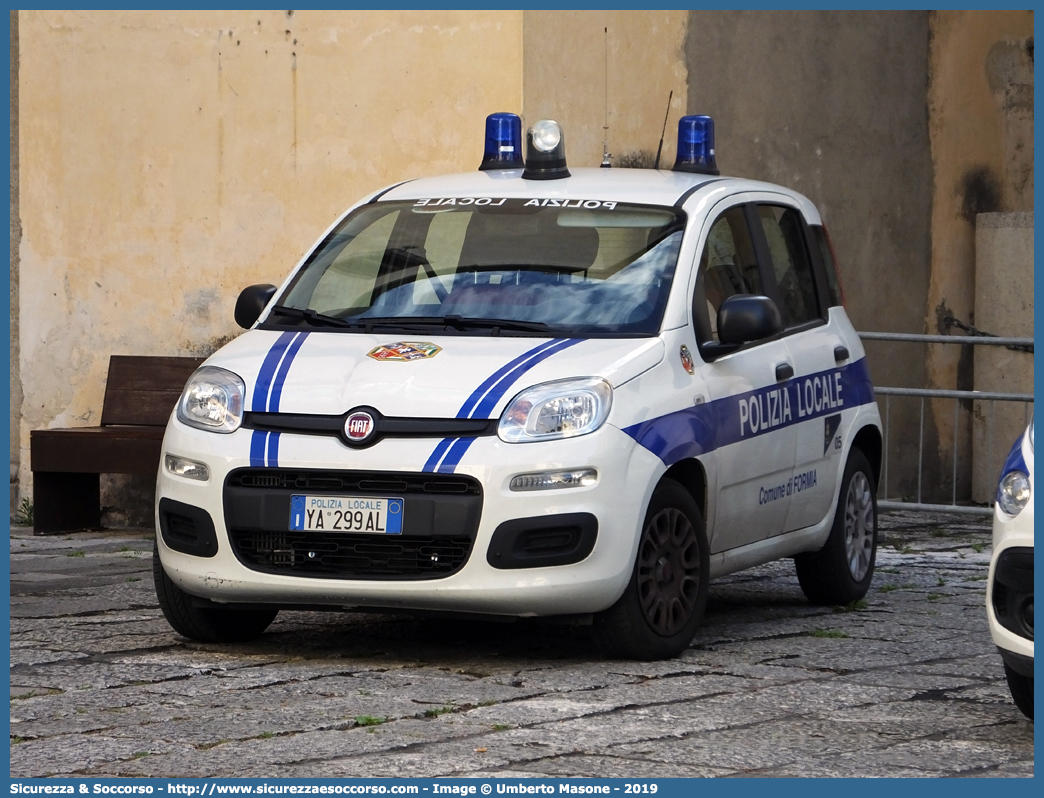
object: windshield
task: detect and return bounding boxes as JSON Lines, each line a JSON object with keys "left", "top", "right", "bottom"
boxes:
{"left": 269, "top": 198, "right": 686, "bottom": 336}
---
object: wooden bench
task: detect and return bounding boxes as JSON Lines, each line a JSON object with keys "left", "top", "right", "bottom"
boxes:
{"left": 30, "top": 355, "right": 204, "bottom": 533}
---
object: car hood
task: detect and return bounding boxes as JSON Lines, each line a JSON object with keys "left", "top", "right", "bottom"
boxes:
{"left": 206, "top": 330, "right": 664, "bottom": 419}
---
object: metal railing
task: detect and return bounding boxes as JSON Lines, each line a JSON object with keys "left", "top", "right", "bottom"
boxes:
{"left": 859, "top": 331, "right": 1034, "bottom": 517}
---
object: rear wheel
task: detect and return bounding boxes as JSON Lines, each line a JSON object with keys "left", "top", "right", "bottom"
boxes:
{"left": 795, "top": 448, "right": 877, "bottom": 606}
{"left": 593, "top": 479, "right": 709, "bottom": 660}
{"left": 1004, "top": 664, "right": 1034, "bottom": 719}
{"left": 153, "top": 544, "right": 277, "bottom": 643}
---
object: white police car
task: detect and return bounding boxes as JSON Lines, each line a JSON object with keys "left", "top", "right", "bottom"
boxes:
{"left": 987, "top": 419, "right": 1034, "bottom": 718}
{"left": 154, "top": 114, "right": 883, "bottom": 660}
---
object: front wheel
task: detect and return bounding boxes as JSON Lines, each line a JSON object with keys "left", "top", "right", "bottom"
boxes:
{"left": 153, "top": 544, "right": 278, "bottom": 643}
{"left": 593, "top": 479, "right": 709, "bottom": 660}
{"left": 1005, "top": 664, "right": 1034, "bottom": 719}
{"left": 795, "top": 447, "right": 878, "bottom": 606}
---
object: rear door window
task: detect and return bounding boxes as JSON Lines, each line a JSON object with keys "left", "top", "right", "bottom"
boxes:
{"left": 755, "top": 204, "right": 822, "bottom": 329}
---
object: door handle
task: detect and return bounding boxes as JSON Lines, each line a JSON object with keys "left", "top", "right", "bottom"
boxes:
{"left": 775, "top": 362, "right": 794, "bottom": 382}
{"left": 834, "top": 345, "right": 850, "bottom": 363}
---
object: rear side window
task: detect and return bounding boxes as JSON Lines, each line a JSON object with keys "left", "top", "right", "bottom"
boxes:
{"left": 756, "top": 205, "right": 821, "bottom": 328}
{"left": 811, "top": 225, "right": 844, "bottom": 307}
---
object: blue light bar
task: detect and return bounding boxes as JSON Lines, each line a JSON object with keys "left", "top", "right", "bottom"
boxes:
{"left": 479, "top": 113, "right": 524, "bottom": 171}
{"left": 673, "top": 115, "right": 719, "bottom": 175}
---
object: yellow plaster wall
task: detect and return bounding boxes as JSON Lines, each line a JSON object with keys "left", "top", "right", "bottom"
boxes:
{"left": 925, "top": 10, "right": 1033, "bottom": 481}
{"left": 523, "top": 11, "right": 688, "bottom": 169}
{"left": 17, "top": 10, "right": 522, "bottom": 499}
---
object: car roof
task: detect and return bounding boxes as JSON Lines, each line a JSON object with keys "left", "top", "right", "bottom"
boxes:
{"left": 377, "top": 167, "right": 818, "bottom": 217}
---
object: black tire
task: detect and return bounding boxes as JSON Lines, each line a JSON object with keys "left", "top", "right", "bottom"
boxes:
{"left": 795, "top": 447, "right": 878, "bottom": 606}
{"left": 593, "top": 479, "right": 709, "bottom": 660}
{"left": 153, "top": 544, "right": 277, "bottom": 643}
{"left": 1004, "top": 664, "right": 1034, "bottom": 720}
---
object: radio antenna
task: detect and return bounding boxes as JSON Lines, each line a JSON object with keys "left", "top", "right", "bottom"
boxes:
{"left": 653, "top": 90, "right": 673, "bottom": 170}
{"left": 601, "top": 27, "right": 612, "bottom": 168}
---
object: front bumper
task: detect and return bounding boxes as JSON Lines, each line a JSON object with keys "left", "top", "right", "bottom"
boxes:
{"left": 155, "top": 418, "right": 663, "bottom": 617}
{"left": 987, "top": 500, "right": 1034, "bottom": 664}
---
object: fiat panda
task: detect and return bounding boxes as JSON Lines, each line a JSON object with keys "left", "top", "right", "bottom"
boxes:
{"left": 154, "top": 114, "right": 883, "bottom": 660}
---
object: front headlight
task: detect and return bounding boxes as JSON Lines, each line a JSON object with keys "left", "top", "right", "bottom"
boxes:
{"left": 997, "top": 470, "right": 1031, "bottom": 517}
{"left": 498, "top": 378, "right": 612, "bottom": 443}
{"left": 176, "top": 366, "right": 246, "bottom": 433}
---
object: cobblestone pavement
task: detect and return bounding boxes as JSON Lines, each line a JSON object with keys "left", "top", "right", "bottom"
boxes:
{"left": 9, "top": 511, "right": 1033, "bottom": 779}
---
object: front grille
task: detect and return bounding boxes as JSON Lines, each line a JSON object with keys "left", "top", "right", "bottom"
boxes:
{"left": 228, "top": 469, "right": 481, "bottom": 495}
{"left": 229, "top": 530, "right": 472, "bottom": 578}
{"left": 223, "top": 469, "right": 483, "bottom": 580}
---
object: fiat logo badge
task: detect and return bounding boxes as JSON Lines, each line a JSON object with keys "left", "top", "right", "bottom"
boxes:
{"left": 344, "top": 411, "right": 375, "bottom": 442}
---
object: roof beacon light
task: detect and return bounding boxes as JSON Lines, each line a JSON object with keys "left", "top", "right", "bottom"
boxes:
{"left": 673, "top": 115, "right": 719, "bottom": 176}
{"left": 479, "top": 112, "right": 524, "bottom": 171}
{"left": 522, "top": 119, "right": 570, "bottom": 180}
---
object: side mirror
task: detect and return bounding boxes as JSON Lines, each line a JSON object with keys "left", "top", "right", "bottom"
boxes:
{"left": 235, "top": 284, "right": 277, "bottom": 329}
{"left": 717, "top": 294, "right": 783, "bottom": 344}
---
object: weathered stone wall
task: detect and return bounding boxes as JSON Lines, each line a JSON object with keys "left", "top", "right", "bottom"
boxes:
{"left": 523, "top": 10, "right": 689, "bottom": 169}
{"left": 680, "top": 10, "right": 934, "bottom": 499}
{"left": 10, "top": 10, "right": 21, "bottom": 514}
{"left": 925, "top": 10, "right": 1033, "bottom": 503}
{"left": 15, "top": 10, "right": 522, "bottom": 521}
{"left": 971, "top": 212, "right": 1034, "bottom": 502}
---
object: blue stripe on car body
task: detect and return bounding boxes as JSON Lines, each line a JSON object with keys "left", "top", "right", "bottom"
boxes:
{"left": 422, "top": 437, "right": 456, "bottom": 473}
{"left": 249, "top": 429, "right": 268, "bottom": 468}
{"left": 424, "top": 338, "right": 585, "bottom": 473}
{"left": 267, "top": 432, "right": 281, "bottom": 467}
{"left": 269, "top": 332, "right": 309, "bottom": 412}
{"left": 623, "top": 358, "right": 876, "bottom": 466}
{"left": 455, "top": 339, "right": 563, "bottom": 419}
{"left": 470, "top": 338, "right": 584, "bottom": 420}
{"left": 251, "top": 331, "right": 297, "bottom": 412}
{"left": 436, "top": 437, "right": 477, "bottom": 473}
{"left": 249, "top": 331, "right": 310, "bottom": 467}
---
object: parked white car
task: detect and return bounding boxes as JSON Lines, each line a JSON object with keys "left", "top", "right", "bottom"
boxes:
{"left": 154, "top": 113, "right": 883, "bottom": 659}
{"left": 987, "top": 418, "right": 1034, "bottom": 718}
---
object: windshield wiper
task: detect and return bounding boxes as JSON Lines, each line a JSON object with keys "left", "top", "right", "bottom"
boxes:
{"left": 268, "top": 305, "right": 355, "bottom": 328}
{"left": 442, "top": 316, "right": 551, "bottom": 334}
{"left": 354, "top": 315, "right": 552, "bottom": 335}
{"left": 268, "top": 309, "right": 554, "bottom": 335}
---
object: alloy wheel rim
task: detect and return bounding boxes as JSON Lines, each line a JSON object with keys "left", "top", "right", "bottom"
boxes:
{"left": 636, "top": 508, "right": 701, "bottom": 636}
{"left": 843, "top": 472, "right": 875, "bottom": 581}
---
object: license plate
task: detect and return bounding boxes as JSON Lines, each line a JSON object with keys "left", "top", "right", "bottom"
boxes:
{"left": 289, "top": 495, "right": 404, "bottom": 534}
